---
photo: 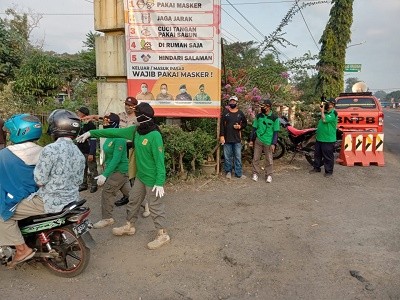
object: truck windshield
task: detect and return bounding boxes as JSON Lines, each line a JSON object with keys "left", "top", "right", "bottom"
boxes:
{"left": 335, "top": 98, "right": 377, "bottom": 109}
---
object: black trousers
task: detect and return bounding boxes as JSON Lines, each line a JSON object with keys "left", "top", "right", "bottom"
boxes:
{"left": 313, "top": 141, "right": 335, "bottom": 174}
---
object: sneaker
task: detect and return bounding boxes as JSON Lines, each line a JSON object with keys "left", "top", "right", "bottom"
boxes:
{"left": 147, "top": 229, "right": 170, "bottom": 250}
{"left": 237, "top": 174, "right": 247, "bottom": 179}
{"left": 115, "top": 196, "right": 129, "bottom": 207}
{"left": 142, "top": 202, "right": 150, "bottom": 218}
{"left": 78, "top": 184, "right": 88, "bottom": 192}
{"left": 112, "top": 221, "right": 136, "bottom": 236}
{"left": 266, "top": 175, "right": 272, "bottom": 183}
{"left": 90, "top": 185, "right": 98, "bottom": 193}
{"left": 252, "top": 174, "right": 258, "bottom": 182}
{"left": 324, "top": 173, "right": 333, "bottom": 178}
{"left": 225, "top": 172, "right": 232, "bottom": 179}
{"left": 93, "top": 218, "right": 115, "bottom": 229}
{"left": 309, "top": 168, "right": 321, "bottom": 173}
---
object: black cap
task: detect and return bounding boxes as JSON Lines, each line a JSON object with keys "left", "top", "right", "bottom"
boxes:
{"left": 77, "top": 106, "right": 90, "bottom": 116}
{"left": 327, "top": 98, "right": 336, "bottom": 105}
{"left": 260, "top": 99, "right": 272, "bottom": 107}
{"left": 104, "top": 112, "right": 120, "bottom": 128}
{"left": 136, "top": 102, "right": 154, "bottom": 118}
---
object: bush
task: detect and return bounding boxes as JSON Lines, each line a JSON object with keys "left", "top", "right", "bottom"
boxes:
{"left": 160, "top": 124, "right": 217, "bottom": 177}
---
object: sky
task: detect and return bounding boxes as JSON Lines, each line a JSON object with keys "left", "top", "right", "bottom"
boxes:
{"left": 1, "top": 0, "right": 399, "bottom": 93}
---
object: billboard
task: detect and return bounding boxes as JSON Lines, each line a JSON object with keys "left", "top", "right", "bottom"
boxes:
{"left": 124, "top": 0, "right": 221, "bottom": 117}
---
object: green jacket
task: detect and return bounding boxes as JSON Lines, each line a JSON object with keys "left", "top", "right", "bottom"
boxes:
{"left": 101, "top": 138, "right": 128, "bottom": 178}
{"left": 90, "top": 126, "right": 166, "bottom": 187}
{"left": 252, "top": 112, "right": 280, "bottom": 145}
{"left": 316, "top": 109, "right": 338, "bottom": 143}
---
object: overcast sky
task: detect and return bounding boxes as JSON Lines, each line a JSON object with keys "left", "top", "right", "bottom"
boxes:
{"left": 1, "top": 0, "right": 399, "bottom": 92}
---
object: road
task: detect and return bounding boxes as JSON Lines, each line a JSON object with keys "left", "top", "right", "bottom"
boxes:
{"left": 1, "top": 113, "right": 400, "bottom": 299}
{"left": 383, "top": 108, "right": 400, "bottom": 155}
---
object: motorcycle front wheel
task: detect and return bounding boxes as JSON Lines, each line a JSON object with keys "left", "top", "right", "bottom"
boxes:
{"left": 273, "top": 139, "right": 285, "bottom": 160}
{"left": 304, "top": 141, "right": 316, "bottom": 166}
{"left": 40, "top": 227, "right": 90, "bottom": 278}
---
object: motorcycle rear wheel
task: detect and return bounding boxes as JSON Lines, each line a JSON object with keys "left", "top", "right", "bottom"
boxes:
{"left": 40, "top": 227, "right": 90, "bottom": 278}
{"left": 304, "top": 141, "right": 316, "bottom": 166}
{"left": 273, "top": 139, "right": 285, "bottom": 160}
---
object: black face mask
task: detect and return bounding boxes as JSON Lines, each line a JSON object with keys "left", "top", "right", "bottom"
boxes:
{"left": 261, "top": 108, "right": 266, "bottom": 114}
{"left": 229, "top": 103, "right": 237, "bottom": 109}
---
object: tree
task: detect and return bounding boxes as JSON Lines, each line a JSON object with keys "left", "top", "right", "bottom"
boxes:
{"left": 386, "top": 91, "right": 400, "bottom": 101}
{"left": 291, "top": 71, "right": 319, "bottom": 105}
{"left": 345, "top": 77, "right": 359, "bottom": 92}
{"left": 316, "top": 0, "right": 354, "bottom": 98}
{"left": 373, "top": 90, "right": 387, "bottom": 100}
{"left": 13, "top": 50, "right": 63, "bottom": 105}
{"left": 0, "top": 8, "right": 42, "bottom": 88}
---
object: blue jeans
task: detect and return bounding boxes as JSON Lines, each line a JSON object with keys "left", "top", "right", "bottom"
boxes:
{"left": 223, "top": 143, "right": 243, "bottom": 177}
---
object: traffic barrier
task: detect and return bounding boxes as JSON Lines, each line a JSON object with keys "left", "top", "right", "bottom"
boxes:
{"left": 338, "top": 132, "right": 384, "bottom": 166}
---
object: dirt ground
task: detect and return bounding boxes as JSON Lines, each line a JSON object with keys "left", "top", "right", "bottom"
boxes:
{"left": 1, "top": 152, "right": 400, "bottom": 300}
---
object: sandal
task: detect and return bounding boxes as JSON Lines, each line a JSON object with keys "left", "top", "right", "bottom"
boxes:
{"left": 7, "top": 249, "right": 36, "bottom": 269}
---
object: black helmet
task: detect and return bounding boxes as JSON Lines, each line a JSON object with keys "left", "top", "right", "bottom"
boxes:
{"left": 48, "top": 109, "right": 81, "bottom": 138}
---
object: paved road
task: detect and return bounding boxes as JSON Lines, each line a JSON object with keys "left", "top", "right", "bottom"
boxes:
{"left": 383, "top": 108, "right": 400, "bottom": 155}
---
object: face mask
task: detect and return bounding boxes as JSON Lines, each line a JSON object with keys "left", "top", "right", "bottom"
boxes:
{"left": 261, "top": 108, "right": 266, "bottom": 114}
{"left": 229, "top": 103, "right": 237, "bottom": 109}
{"left": 161, "top": 89, "right": 167, "bottom": 95}
{"left": 137, "top": 114, "right": 152, "bottom": 124}
{"left": 180, "top": 89, "right": 186, "bottom": 94}
{"left": 141, "top": 87, "right": 148, "bottom": 93}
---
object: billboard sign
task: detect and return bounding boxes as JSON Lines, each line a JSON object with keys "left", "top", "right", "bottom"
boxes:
{"left": 124, "top": 0, "right": 221, "bottom": 117}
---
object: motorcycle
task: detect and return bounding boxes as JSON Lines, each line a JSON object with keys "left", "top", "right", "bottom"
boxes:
{"left": 0, "top": 199, "right": 94, "bottom": 277}
{"left": 274, "top": 117, "right": 343, "bottom": 166}
{"left": 273, "top": 116, "right": 317, "bottom": 166}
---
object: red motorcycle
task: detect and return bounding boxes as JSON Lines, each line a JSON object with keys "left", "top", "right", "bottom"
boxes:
{"left": 273, "top": 117, "right": 317, "bottom": 165}
{"left": 274, "top": 117, "right": 342, "bottom": 166}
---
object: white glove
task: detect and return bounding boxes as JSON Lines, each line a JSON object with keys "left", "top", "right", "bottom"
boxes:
{"left": 76, "top": 131, "right": 91, "bottom": 143}
{"left": 152, "top": 185, "right": 165, "bottom": 198}
{"left": 95, "top": 175, "right": 107, "bottom": 186}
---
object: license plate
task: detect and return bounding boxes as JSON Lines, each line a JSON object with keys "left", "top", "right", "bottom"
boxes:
{"left": 73, "top": 219, "right": 90, "bottom": 236}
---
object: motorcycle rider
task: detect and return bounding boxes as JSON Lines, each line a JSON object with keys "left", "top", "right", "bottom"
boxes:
{"left": 0, "top": 109, "right": 85, "bottom": 267}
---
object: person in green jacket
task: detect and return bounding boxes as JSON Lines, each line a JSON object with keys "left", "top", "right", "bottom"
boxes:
{"left": 309, "top": 98, "right": 338, "bottom": 177}
{"left": 77, "top": 102, "right": 169, "bottom": 250}
{"left": 92, "top": 113, "right": 131, "bottom": 229}
{"left": 249, "top": 99, "right": 280, "bottom": 183}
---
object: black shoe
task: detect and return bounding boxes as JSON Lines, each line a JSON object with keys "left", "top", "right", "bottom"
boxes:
{"left": 79, "top": 184, "right": 88, "bottom": 192}
{"left": 115, "top": 196, "right": 129, "bottom": 207}
{"left": 309, "top": 168, "right": 321, "bottom": 174}
{"left": 90, "top": 185, "right": 98, "bottom": 193}
{"left": 324, "top": 173, "right": 333, "bottom": 177}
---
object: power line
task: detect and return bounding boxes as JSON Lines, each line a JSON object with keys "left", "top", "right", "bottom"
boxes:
{"left": 224, "top": 0, "right": 291, "bottom": 60}
{"left": 221, "top": 28, "right": 240, "bottom": 42}
{"left": 295, "top": 1, "right": 319, "bottom": 51}
{"left": 221, "top": 0, "right": 324, "bottom": 5}
{"left": 225, "top": 0, "right": 265, "bottom": 38}
{"left": 221, "top": 33, "right": 236, "bottom": 43}
{"left": 221, "top": 7, "right": 263, "bottom": 43}
{"left": 0, "top": 13, "right": 93, "bottom": 16}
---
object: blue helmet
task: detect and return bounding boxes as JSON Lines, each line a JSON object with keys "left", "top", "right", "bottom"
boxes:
{"left": 4, "top": 114, "right": 42, "bottom": 144}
